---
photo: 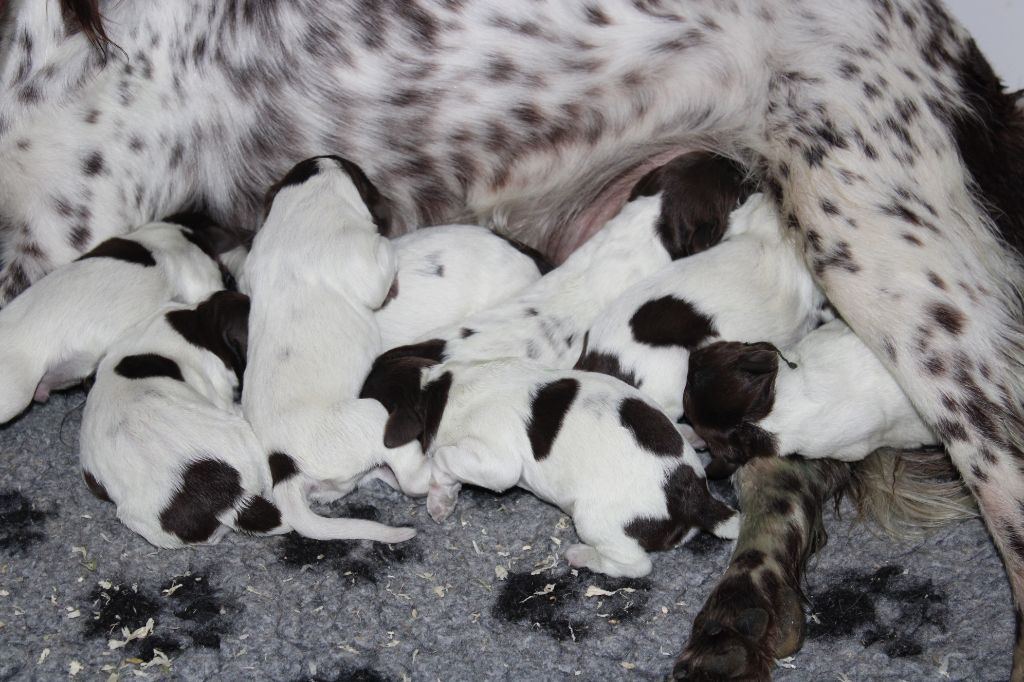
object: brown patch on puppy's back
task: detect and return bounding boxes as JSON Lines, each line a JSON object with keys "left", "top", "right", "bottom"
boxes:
{"left": 630, "top": 296, "right": 718, "bottom": 348}
{"left": 619, "top": 397, "right": 682, "bottom": 456}
{"left": 527, "top": 378, "right": 580, "bottom": 460}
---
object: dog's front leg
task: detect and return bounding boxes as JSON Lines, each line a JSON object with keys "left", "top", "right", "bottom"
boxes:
{"left": 674, "top": 456, "right": 850, "bottom": 681}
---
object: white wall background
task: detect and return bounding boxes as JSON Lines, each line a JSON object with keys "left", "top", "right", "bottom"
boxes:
{"left": 944, "top": 0, "right": 1024, "bottom": 89}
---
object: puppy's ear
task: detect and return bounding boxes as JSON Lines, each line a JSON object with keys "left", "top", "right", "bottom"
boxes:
{"left": 384, "top": 408, "right": 423, "bottom": 448}
{"left": 208, "top": 291, "right": 250, "bottom": 380}
{"left": 332, "top": 157, "right": 394, "bottom": 235}
{"left": 737, "top": 344, "right": 779, "bottom": 376}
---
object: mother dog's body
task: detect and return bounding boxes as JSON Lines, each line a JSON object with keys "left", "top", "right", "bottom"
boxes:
{"left": 1, "top": 1, "right": 1023, "bottom": 679}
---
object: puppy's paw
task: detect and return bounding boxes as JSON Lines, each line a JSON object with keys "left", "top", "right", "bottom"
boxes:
{"left": 426, "top": 484, "right": 458, "bottom": 523}
{"left": 564, "top": 543, "right": 599, "bottom": 569}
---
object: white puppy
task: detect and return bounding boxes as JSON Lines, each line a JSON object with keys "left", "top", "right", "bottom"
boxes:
{"left": 683, "top": 319, "right": 938, "bottom": 471}
{"left": 576, "top": 193, "right": 827, "bottom": 423}
{"left": 377, "top": 225, "right": 548, "bottom": 350}
{"left": 385, "top": 358, "right": 739, "bottom": 578}
{"left": 80, "top": 291, "right": 288, "bottom": 549}
{"left": 243, "top": 156, "right": 431, "bottom": 544}
{"left": 0, "top": 219, "right": 234, "bottom": 425}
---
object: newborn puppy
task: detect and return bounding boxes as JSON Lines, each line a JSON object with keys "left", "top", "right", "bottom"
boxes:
{"left": 0, "top": 218, "right": 236, "bottom": 425}
{"left": 361, "top": 152, "right": 750, "bottom": 433}
{"left": 684, "top": 319, "right": 938, "bottom": 473}
{"left": 576, "top": 193, "right": 825, "bottom": 423}
{"left": 378, "top": 225, "right": 549, "bottom": 349}
{"left": 79, "top": 291, "right": 287, "bottom": 549}
{"left": 390, "top": 358, "right": 739, "bottom": 578}
{"left": 243, "top": 156, "right": 431, "bottom": 544}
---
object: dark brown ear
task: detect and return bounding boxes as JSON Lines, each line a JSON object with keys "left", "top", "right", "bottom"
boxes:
{"left": 734, "top": 608, "right": 770, "bottom": 640}
{"left": 206, "top": 291, "right": 250, "bottom": 384}
{"left": 732, "top": 423, "right": 778, "bottom": 460}
{"left": 737, "top": 345, "right": 779, "bottom": 376}
{"left": 220, "top": 299, "right": 250, "bottom": 380}
{"left": 330, "top": 156, "right": 393, "bottom": 235}
{"left": 704, "top": 458, "right": 738, "bottom": 480}
{"left": 384, "top": 408, "right": 423, "bottom": 448}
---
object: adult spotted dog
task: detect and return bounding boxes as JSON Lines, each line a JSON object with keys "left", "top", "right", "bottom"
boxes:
{"left": 1, "top": 1, "right": 1022, "bottom": 679}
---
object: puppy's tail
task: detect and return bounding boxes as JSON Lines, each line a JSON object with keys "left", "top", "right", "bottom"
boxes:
{"left": 223, "top": 494, "right": 291, "bottom": 537}
{"left": 273, "top": 475, "right": 417, "bottom": 543}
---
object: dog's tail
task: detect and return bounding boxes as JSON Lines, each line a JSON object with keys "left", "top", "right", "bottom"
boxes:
{"left": 221, "top": 494, "right": 291, "bottom": 537}
{"left": 846, "top": 447, "right": 978, "bottom": 538}
{"left": 273, "top": 474, "right": 417, "bottom": 543}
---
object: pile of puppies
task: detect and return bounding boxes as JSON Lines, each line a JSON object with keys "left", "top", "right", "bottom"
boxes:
{"left": 0, "top": 153, "right": 937, "bottom": 579}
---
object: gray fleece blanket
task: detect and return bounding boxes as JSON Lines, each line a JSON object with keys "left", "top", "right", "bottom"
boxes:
{"left": 0, "top": 388, "right": 1013, "bottom": 681}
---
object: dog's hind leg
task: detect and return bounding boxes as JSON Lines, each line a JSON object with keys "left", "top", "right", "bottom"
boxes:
{"left": 673, "top": 456, "right": 850, "bottom": 680}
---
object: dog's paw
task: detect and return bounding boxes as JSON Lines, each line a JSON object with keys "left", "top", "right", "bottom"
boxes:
{"left": 672, "top": 569, "right": 803, "bottom": 681}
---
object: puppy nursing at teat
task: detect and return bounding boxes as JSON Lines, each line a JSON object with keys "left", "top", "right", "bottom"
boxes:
{"left": 80, "top": 291, "right": 287, "bottom": 549}
{"left": 0, "top": 218, "right": 237, "bottom": 425}
{"left": 378, "top": 358, "right": 739, "bottom": 578}
{"left": 242, "top": 156, "right": 432, "bottom": 544}
{"left": 577, "top": 192, "right": 827, "bottom": 424}
{"left": 378, "top": 225, "right": 549, "bottom": 350}
{"left": 684, "top": 319, "right": 938, "bottom": 471}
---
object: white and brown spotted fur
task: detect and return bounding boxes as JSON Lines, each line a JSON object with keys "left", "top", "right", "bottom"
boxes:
{"left": 396, "top": 358, "right": 739, "bottom": 577}
{"left": 80, "top": 291, "right": 288, "bottom": 549}
{"left": 2, "top": 1, "right": 1024, "bottom": 678}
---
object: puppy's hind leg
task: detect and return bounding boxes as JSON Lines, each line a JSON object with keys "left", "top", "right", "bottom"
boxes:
{"left": 565, "top": 512, "right": 653, "bottom": 578}
{"left": 426, "top": 440, "right": 522, "bottom": 523}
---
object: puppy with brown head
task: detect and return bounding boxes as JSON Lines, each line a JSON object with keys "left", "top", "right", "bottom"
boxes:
{"left": 685, "top": 321, "right": 937, "bottom": 476}
{"left": 80, "top": 291, "right": 288, "bottom": 548}
{"left": 684, "top": 341, "right": 782, "bottom": 476}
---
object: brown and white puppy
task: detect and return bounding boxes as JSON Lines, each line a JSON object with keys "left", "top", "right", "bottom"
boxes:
{"left": 361, "top": 153, "right": 749, "bottom": 442}
{"left": 242, "top": 156, "right": 431, "bottom": 544}
{"left": 80, "top": 291, "right": 288, "bottom": 549}
{"left": 382, "top": 358, "right": 739, "bottom": 578}
{"left": 0, "top": 218, "right": 239, "bottom": 426}
{"left": 684, "top": 320, "right": 938, "bottom": 474}
{"left": 576, "top": 193, "right": 827, "bottom": 424}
